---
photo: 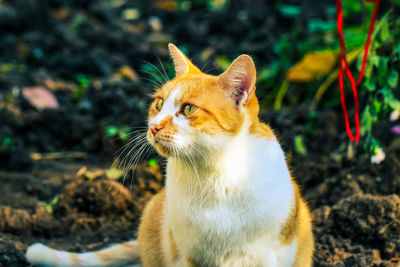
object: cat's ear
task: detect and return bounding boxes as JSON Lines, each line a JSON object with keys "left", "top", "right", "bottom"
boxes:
{"left": 218, "top": 55, "right": 256, "bottom": 105}
{"left": 168, "top": 43, "right": 201, "bottom": 77}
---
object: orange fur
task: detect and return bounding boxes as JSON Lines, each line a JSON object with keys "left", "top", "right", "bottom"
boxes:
{"left": 25, "top": 43, "right": 313, "bottom": 267}
{"left": 137, "top": 189, "right": 168, "bottom": 266}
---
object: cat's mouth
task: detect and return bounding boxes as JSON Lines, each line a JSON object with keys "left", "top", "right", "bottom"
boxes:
{"left": 147, "top": 130, "right": 174, "bottom": 157}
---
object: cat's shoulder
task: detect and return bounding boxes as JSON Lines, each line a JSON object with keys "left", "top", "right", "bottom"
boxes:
{"left": 249, "top": 121, "right": 276, "bottom": 140}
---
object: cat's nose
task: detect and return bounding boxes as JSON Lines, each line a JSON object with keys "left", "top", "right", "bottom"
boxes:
{"left": 150, "top": 124, "right": 162, "bottom": 135}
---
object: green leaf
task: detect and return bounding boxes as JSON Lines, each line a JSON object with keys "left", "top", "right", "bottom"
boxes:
{"left": 344, "top": 33, "right": 367, "bottom": 49}
{"left": 369, "top": 55, "right": 380, "bottom": 67}
{"left": 207, "top": 0, "right": 229, "bottom": 11}
{"left": 364, "top": 77, "right": 376, "bottom": 92}
{"left": 370, "top": 137, "right": 381, "bottom": 153}
{"left": 215, "top": 56, "right": 231, "bottom": 71}
{"left": 118, "top": 126, "right": 131, "bottom": 144}
{"left": 379, "top": 19, "right": 390, "bottom": 41}
{"left": 388, "top": 71, "right": 398, "bottom": 88}
{"left": 50, "top": 196, "right": 59, "bottom": 206}
{"left": 76, "top": 75, "right": 90, "bottom": 87}
{"left": 397, "top": 43, "right": 400, "bottom": 56}
{"left": 277, "top": 5, "right": 301, "bottom": 17}
{"left": 106, "top": 126, "right": 118, "bottom": 136}
{"left": 361, "top": 105, "right": 378, "bottom": 136}
{"left": 294, "top": 135, "right": 307, "bottom": 155}
{"left": 378, "top": 56, "right": 389, "bottom": 86}
{"left": 342, "top": 0, "right": 362, "bottom": 14}
{"left": 70, "top": 14, "right": 86, "bottom": 34}
{"left": 379, "top": 88, "right": 400, "bottom": 112}
{"left": 308, "top": 19, "right": 336, "bottom": 33}
{"left": 38, "top": 196, "right": 59, "bottom": 213}
{"left": 148, "top": 158, "right": 159, "bottom": 170}
{"left": 1, "top": 137, "right": 13, "bottom": 151}
{"left": 257, "top": 62, "right": 279, "bottom": 84}
{"left": 372, "top": 98, "right": 382, "bottom": 113}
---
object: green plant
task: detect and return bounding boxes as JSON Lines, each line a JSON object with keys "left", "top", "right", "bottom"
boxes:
{"left": 359, "top": 11, "right": 400, "bottom": 158}
{"left": 106, "top": 125, "right": 132, "bottom": 144}
{"left": 39, "top": 195, "right": 59, "bottom": 213}
{"left": 148, "top": 158, "right": 159, "bottom": 171}
{"left": 71, "top": 74, "right": 90, "bottom": 101}
{"left": 1, "top": 137, "right": 14, "bottom": 151}
{"left": 262, "top": 2, "right": 399, "bottom": 160}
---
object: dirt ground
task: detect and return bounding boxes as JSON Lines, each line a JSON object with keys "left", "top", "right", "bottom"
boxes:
{"left": 0, "top": 0, "right": 399, "bottom": 266}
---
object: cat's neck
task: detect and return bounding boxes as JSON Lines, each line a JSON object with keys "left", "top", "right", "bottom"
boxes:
{"left": 165, "top": 120, "right": 285, "bottom": 203}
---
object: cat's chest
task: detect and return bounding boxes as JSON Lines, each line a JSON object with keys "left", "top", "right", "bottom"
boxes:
{"left": 167, "top": 190, "right": 265, "bottom": 258}
{"left": 165, "top": 136, "right": 294, "bottom": 256}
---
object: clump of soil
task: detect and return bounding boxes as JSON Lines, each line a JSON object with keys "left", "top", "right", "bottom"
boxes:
{"left": 313, "top": 194, "right": 400, "bottom": 266}
{"left": 0, "top": 159, "right": 164, "bottom": 266}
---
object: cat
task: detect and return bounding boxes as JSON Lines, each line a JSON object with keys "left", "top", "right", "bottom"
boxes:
{"left": 26, "top": 43, "right": 314, "bottom": 267}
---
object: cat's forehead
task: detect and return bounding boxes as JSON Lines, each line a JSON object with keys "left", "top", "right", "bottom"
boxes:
{"left": 157, "top": 75, "right": 219, "bottom": 101}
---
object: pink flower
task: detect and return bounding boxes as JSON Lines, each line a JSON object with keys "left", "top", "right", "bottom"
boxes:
{"left": 391, "top": 126, "right": 400, "bottom": 135}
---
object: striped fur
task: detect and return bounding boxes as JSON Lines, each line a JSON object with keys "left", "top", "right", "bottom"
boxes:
{"left": 26, "top": 240, "right": 139, "bottom": 266}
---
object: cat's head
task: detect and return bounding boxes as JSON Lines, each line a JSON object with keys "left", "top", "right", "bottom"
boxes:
{"left": 147, "top": 44, "right": 261, "bottom": 157}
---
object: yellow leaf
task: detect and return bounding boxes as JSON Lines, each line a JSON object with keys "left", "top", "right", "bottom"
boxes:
{"left": 200, "top": 47, "right": 215, "bottom": 62}
{"left": 286, "top": 51, "right": 337, "bottom": 82}
{"left": 154, "top": 0, "right": 177, "bottom": 11}
{"left": 311, "top": 47, "right": 364, "bottom": 107}
{"left": 105, "top": 168, "right": 124, "bottom": 180}
{"left": 113, "top": 66, "right": 138, "bottom": 81}
{"left": 83, "top": 170, "right": 104, "bottom": 180}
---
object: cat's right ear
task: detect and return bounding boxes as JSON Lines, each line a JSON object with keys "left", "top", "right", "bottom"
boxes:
{"left": 168, "top": 43, "right": 201, "bottom": 77}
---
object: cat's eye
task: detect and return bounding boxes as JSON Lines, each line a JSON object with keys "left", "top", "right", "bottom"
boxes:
{"left": 182, "top": 104, "right": 198, "bottom": 116}
{"left": 156, "top": 98, "right": 164, "bottom": 111}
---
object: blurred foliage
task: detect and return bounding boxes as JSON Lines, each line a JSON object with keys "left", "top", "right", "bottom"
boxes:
{"left": 71, "top": 74, "right": 90, "bottom": 102}
{"left": 155, "top": 0, "right": 229, "bottom": 12}
{"left": 148, "top": 158, "right": 159, "bottom": 171}
{"left": 254, "top": 0, "right": 399, "bottom": 157}
{"left": 1, "top": 137, "right": 14, "bottom": 152}
{"left": 146, "top": 0, "right": 399, "bottom": 158}
{"left": 106, "top": 125, "right": 132, "bottom": 144}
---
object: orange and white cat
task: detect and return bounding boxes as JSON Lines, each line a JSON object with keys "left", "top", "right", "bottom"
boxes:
{"left": 26, "top": 44, "right": 314, "bottom": 267}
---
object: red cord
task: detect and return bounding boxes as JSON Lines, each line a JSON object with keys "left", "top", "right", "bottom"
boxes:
{"left": 336, "top": 0, "right": 380, "bottom": 142}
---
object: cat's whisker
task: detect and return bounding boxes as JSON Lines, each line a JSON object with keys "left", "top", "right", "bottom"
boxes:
{"left": 119, "top": 137, "right": 148, "bottom": 181}
{"left": 109, "top": 132, "right": 148, "bottom": 191}
{"left": 200, "top": 58, "right": 213, "bottom": 72}
{"left": 154, "top": 50, "right": 170, "bottom": 84}
{"left": 178, "top": 147, "right": 194, "bottom": 196}
{"left": 184, "top": 149, "right": 201, "bottom": 197}
{"left": 138, "top": 77, "right": 163, "bottom": 88}
{"left": 143, "top": 60, "right": 168, "bottom": 84}
{"left": 127, "top": 142, "right": 153, "bottom": 197}
{"left": 188, "top": 143, "right": 207, "bottom": 162}
{"left": 114, "top": 131, "right": 147, "bottom": 157}
{"left": 116, "top": 137, "right": 147, "bottom": 173}
{"left": 139, "top": 71, "right": 164, "bottom": 88}
{"left": 121, "top": 140, "right": 150, "bottom": 191}
{"left": 122, "top": 138, "right": 148, "bottom": 173}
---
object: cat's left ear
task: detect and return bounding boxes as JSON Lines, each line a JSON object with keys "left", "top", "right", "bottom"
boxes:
{"left": 218, "top": 55, "right": 256, "bottom": 106}
{"left": 168, "top": 43, "right": 201, "bottom": 77}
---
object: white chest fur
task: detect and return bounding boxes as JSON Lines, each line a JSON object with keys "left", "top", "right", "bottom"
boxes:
{"left": 165, "top": 131, "right": 294, "bottom": 266}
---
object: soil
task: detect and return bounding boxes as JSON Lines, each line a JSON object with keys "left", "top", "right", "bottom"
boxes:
{"left": 0, "top": 0, "right": 399, "bottom": 266}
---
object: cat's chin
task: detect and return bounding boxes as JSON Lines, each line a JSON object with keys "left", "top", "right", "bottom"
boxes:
{"left": 153, "top": 143, "right": 173, "bottom": 157}
{"left": 147, "top": 131, "right": 174, "bottom": 157}
{"left": 148, "top": 138, "right": 173, "bottom": 157}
